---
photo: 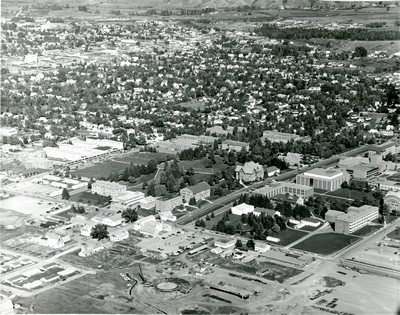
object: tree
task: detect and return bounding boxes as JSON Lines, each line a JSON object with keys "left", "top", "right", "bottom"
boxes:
{"left": 147, "top": 181, "right": 156, "bottom": 196}
{"left": 189, "top": 197, "right": 197, "bottom": 205}
{"left": 205, "top": 214, "right": 211, "bottom": 221}
{"left": 122, "top": 207, "right": 138, "bottom": 222}
{"left": 235, "top": 239, "right": 243, "bottom": 248}
{"left": 246, "top": 239, "right": 255, "bottom": 250}
{"left": 90, "top": 224, "right": 109, "bottom": 240}
{"left": 225, "top": 223, "right": 236, "bottom": 235}
{"left": 62, "top": 188, "right": 70, "bottom": 200}
{"left": 341, "top": 181, "right": 348, "bottom": 189}
{"left": 211, "top": 212, "right": 215, "bottom": 218}
{"left": 195, "top": 219, "right": 206, "bottom": 228}
{"left": 353, "top": 46, "right": 367, "bottom": 58}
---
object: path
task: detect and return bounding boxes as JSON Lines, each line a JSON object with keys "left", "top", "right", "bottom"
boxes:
{"left": 284, "top": 222, "right": 331, "bottom": 250}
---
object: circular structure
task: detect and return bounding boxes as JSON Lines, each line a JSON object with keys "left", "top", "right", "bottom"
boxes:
{"left": 157, "top": 282, "right": 178, "bottom": 292}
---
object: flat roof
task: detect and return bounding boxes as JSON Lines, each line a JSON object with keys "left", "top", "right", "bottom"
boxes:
{"left": 303, "top": 168, "right": 343, "bottom": 179}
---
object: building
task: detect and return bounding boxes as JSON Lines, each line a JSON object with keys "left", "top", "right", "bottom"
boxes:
{"left": 0, "top": 295, "right": 14, "bottom": 314}
{"left": 0, "top": 126, "right": 17, "bottom": 137}
{"left": 334, "top": 205, "right": 379, "bottom": 234}
{"left": 261, "top": 130, "right": 310, "bottom": 144}
{"left": 140, "top": 196, "right": 156, "bottom": 209}
{"left": 231, "top": 203, "right": 254, "bottom": 216}
{"left": 221, "top": 140, "right": 250, "bottom": 152}
{"left": 214, "top": 238, "right": 236, "bottom": 249}
{"left": 109, "top": 230, "right": 129, "bottom": 242}
{"left": 345, "top": 164, "right": 380, "bottom": 179}
{"left": 155, "top": 195, "right": 183, "bottom": 212}
{"left": 324, "top": 210, "right": 345, "bottom": 223}
{"left": 254, "top": 182, "right": 314, "bottom": 199}
{"left": 369, "top": 142, "right": 396, "bottom": 158}
{"left": 266, "top": 166, "right": 280, "bottom": 177}
{"left": 206, "top": 125, "right": 246, "bottom": 136}
{"left": 235, "top": 161, "right": 264, "bottom": 183}
{"left": 80, "top": 223, "right": 95, "bottom": 237}
{"left": 384, "top": 190, "right": 400, "bottom": 212}
{"left": 112, "top": 191, "right": 145, "bottom": 206}
{"left": 296, "top": 168, "right": 350, "bottom": 191}
{"left": 160, "top": 211, "right": 177, "bottom": 222}
{"left": 180, "top": 181, "right": 211, "bottom": 203}
{"left": 91, "top": 180, "right": 127, "bottom": 198}
{"left": 102, "top": 214, "right": 122, "bottom": 227}
{"left": 133, "top": 215, "right": 156, "bottom": 230}
{"left": 254, "top": 242, "right": 271, "bottom": 253}
{"left": 266, "top": 236, "right": 280, "bottom": 243}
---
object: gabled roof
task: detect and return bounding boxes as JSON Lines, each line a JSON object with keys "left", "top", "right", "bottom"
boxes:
{"left": 266, "top": 166, "right": 279, "bottom": 173}
{"left": 186, "top": 181, "right": 210, "bottom": 194}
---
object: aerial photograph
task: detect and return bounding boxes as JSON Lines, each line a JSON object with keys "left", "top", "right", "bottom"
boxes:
{"left": 0, "top": 0, "right": 399, "bottom": 314}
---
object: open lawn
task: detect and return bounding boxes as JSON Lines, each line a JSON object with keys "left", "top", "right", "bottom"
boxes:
{"left": 72, "top": 160, "right": 128, "bottom": 179}
{"left": 293, "top": 233, "right": 359, "bottom": 255}
{"left": 351, "top": 224, "right": 382, "bottom": 237}
{"left": 70, "top": 191, "right": 111, "bottom": 206}
{"left": 272, "top": 229, "right": 308, "bottom": 246}
{"left": 180, "top": 156, "right": 227, "bottom": 174}
{"left": 386, "top": 228, "right": 400, "bottom": 241}
{"left": 114, "top": 151, "right": 172, "bottom": 164}
{"left": 325, "top": 188, "right": 374, "bottom": 201}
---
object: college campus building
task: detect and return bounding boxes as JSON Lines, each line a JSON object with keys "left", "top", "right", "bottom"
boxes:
{"left": 384, "top": 190, "right": 400, "bottom": 212}
{"left": 180, "top": 181, "right": 211, "bottom": 203}
{"left": 327, "top": 205, "right": 379, "bottom": 234}
{"left": 221, "top": 140, "right": 250, "bottom": 152}
{"left": 91, "top": 180, "right": 127, "bottom": 198}
{"left": 231, "top": 203, "right": 254, "bottom": 216}
{"left": 254, "top": 182, "right": 314, "bottom": 199}
{"left": 296, "top": 168, "right": 350, "bottom": 191}
{"left": 235, "top": 161, "right": 264, "bottom": 183}
{"left": 155, "top": 195, "right": 183, "bottom": 212}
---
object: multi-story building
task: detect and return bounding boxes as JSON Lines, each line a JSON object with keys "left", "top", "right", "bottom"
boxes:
{"left": 296, "top": 168, "right": 350, "bottom": 191}
{"left": 91, "top": 180, "right": 126, "bottom": 198}
{"left": 384, "top": 190, "right": 400, "bottom": 212}
{"left": 221, "top": 140, "right": 250, "bottom": 152}
{"left": 345, "top": 164, "right": 380, "bottom": 179}
{"left": 368, "top": 141, "right": 396, "bottom": 158}
{"left": 235, "top": 161, "right": 264, "bottom": 183}
{"left": 334, "top": 205, "right": 379, "bottom": 234}
{"left": 155, "top": 195, "right": 183, "bottom": 212}
{"left": 254, "top": 182, "right": 314, "bottom": 199}
{"left": 180, "top": 181, "right": 211, "bottom": 203}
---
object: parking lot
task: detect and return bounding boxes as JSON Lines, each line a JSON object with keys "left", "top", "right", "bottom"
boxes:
{"left": 0, "top": 195, "right": 55, "bottom": 217}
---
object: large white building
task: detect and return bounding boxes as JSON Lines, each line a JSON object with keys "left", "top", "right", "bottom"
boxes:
{"left": 92, "top": 180, "right": 127, "bottom": 198}
{"left": 231, "top": 203, "right": 254, "bottom": 216}
{"left": 334, "top": 205, "right": 379, "bottom": 234}
{"left": 254, "top": 182, "right": 314, "bottom": 199}
{"left": 296, "top": 168, "right": 350, "bottom": 191}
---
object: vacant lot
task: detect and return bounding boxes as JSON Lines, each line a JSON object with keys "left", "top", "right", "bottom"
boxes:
{"left": 70, "top": 191, "right": 111, "bottom": 206}
{"left": 293, "top": 233, "right": 359, "bottom": 255}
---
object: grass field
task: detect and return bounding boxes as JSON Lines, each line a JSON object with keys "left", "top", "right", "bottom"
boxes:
{"left": 72, "top": 160, "right": 129, "bottom": 179}
{"left": 180, "top": 156, "right": 227, "bottom": 174}
{"left": 293, "top": 233, "right": 359, "bottom": 255}
{"left": 351, "top": 224, "right": 382, "bottom": 237}
{"left": 325, "top": 188, "right": 374, "bottom": 201}
{"left": 273, "top": 229, "right": 308, "bottom": 246}
{"left": 114, "top": 151, "right": 171, "bottom": 164}
{"left": 386, "top": 227, "right": 400, "bottom": 241}
{"left": 70, "top": 191, "right": 111, "bottom": 206}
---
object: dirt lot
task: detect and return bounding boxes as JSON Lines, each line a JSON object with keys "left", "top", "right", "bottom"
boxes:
{"left": 0, "top": 195, "right": 54, "bottom": 217}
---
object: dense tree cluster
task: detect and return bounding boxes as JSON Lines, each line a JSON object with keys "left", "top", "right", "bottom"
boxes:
{"left": 121, "top": 207, "right": 138, "bottom": 222}
{"left": 105, "top": 159, "right": 158, "bottom": 183}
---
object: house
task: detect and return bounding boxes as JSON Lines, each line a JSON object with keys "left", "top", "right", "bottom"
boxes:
{"left": 140, "top": 196, "right": 156, "bottom": 209}
{"left": 235, "top": 161, "right": 264, "bottom": 183}
{"left": 266, "top": 166, "right": 280, "bottom": 177}
{"left": 31, "top": 232, "right": 66, "bottom": 249}
{"left": 254, "top": 242, "right": 270, "bottom": 253}
{"left": 221, "top": 140, "right": 250, "bottom": 152}
{"left": 159, "top": 211, "right": 177, "bottom": 222}
{"left": 214, "top": 238, "right": 236, "bottom": 249}
{"left": 79, "top": 239, "right": 105, "bottom": 257}
{"left": 133, "top": 215, "right": 156, "bottom": 230}
{"left": 102, "top": 214, "right": 122, "bottom": 227}
{"left": 109, "top": 230, "right": 129, "bottom": 242}
{"left": 40, "top": 262, "right": 59, "bottom": 271}
{"left": 180, "top": 181, "right": 211, "bottom": 203}
{"left": 231, "top": 203, "right": 254, "bottom": 216}
{"left": 81, "top": 223, "right": 95, "bottom": 237}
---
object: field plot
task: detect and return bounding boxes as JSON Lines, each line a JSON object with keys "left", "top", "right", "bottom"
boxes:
{"left": 70, "top": 192, "right": 111, "bottom": 206}
{"left": 72, "top": 160, "right": 129, "bottom": 179}
{"left": 293, "top": 233, "right": 359, "bottom": 255}
{"left": 0, "top": 195, "right": 54, "bottom": 217}
{"left": 272, "top": 229, "right": 308, "bottom": 246}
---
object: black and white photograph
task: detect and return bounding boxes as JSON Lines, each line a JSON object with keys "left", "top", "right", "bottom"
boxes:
{"left": 0, "top": 0, "right": 400, "bottom": 314}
